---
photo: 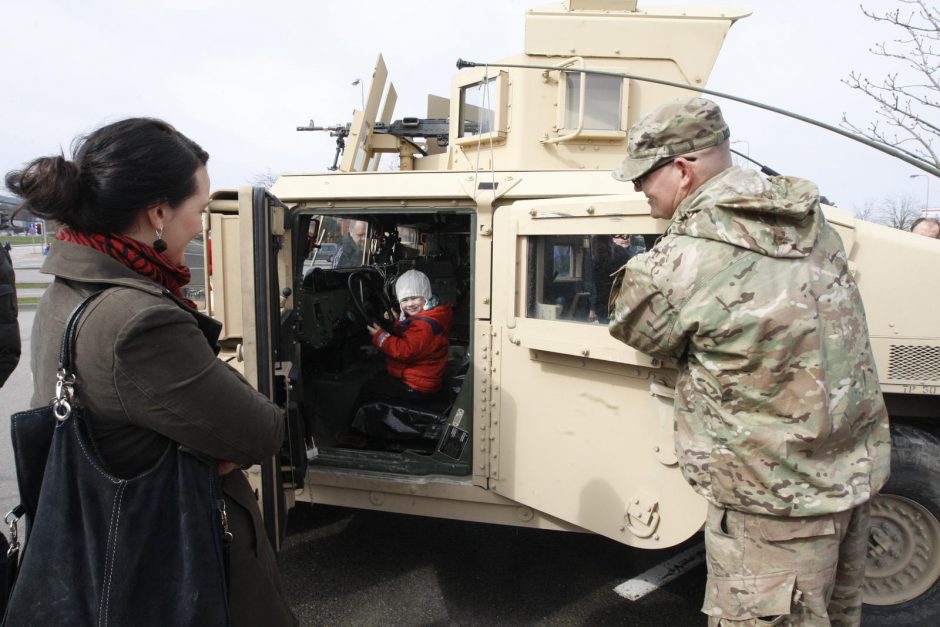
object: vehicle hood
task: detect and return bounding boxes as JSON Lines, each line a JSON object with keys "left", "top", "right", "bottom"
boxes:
{"left": 668, "top": 167, "right": 822, "bottom": 259}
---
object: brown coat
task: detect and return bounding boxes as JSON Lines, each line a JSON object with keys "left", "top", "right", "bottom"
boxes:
{"left": 31, "top": 239, "right": 297, "bottom": 627}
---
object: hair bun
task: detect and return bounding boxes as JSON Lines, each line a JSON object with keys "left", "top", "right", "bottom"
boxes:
{"left": 3, "top": 153, "right": 85, "bottom": 224}
{"left": 54, "top": 155, "right": 81, "bottom": 178}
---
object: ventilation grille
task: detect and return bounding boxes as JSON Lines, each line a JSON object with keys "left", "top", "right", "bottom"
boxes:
{"left": 888, "top": 345, "right": 940, "bottom": 382}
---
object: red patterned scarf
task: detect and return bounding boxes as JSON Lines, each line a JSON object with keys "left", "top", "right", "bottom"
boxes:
{"left": 58, "top": 228, "right": 197, "bottom": 309}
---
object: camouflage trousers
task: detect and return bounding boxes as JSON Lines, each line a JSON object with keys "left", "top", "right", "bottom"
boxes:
{"left": 701, "top": 502, "right": 870, "bottom": 626}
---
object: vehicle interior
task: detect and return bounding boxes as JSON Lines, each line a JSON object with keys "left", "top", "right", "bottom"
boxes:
{"left": 289, "top": 211, "right": 474, "bottom": 476}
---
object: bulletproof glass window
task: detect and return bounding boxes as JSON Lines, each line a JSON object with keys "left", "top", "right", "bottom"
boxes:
{"left": 553, "top": 244, "right": 575, "bottom": 280}
{"left": 564, "top": 73, "right": 622, "bottom": 130}
{"left": 526, "top": 234, "right": 656, "bottom": 323}
{"left": 460, "top": 77, "right": 497, "bottom": 137}
{"left": 397, "top": 226, "right": 419, "bottom": 248}
{"left": 353, "top": 145, "right": 369, "bottom": 171}
{"left": 301, "top": 216, "right": 369, "bottom": 276}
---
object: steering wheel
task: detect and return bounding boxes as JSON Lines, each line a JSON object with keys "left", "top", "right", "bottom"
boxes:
{"left": 347, "top": 268, "right": 397, "bottom": 331}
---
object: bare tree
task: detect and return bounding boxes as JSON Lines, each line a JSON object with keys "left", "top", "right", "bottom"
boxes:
{"left": 842, "top": 0, "right": 939, "bottom": 169}
{"left": 853, "top": 200, "right": 881, "bottom": 222}
{"left": 879, "top": 194, "right": 923, "bottom": 230}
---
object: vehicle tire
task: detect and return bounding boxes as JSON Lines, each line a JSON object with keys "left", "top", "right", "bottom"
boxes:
{"left": 862, "top": 424, "right": 940, "bottom": 626}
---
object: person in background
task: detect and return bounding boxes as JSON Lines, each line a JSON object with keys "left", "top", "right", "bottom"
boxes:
{"left": 332, "top": 219, "right": 368, "bottom": 268}
{"left": 626, "top": 234, "right": 646, "bottom": 257}
{"left": 0, "top": 238, "right": 20, "bottom": 386}
{"left": 608, "top": 97, "right": 889, "bottom": 626}
{"left": 910, "top": 217, "right": 940, "bottom": 238}
{"left": 5, "top": 117, "right": 297, "bottom": 626}
{"left": 585, "top": 235, "right": 629, "bottom": 323}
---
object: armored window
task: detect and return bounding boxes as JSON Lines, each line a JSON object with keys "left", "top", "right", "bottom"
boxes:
{"left": 553, "top": 244, "right": 576, "bottom": 280}
{"left": 397, "top": 226, "right": 419, "bottom": 248}
{"left": 525, "top": 234, "right": 656, "bottom": 323}
{"left": 564, "top": 73, "right": 622, "bottom": 130}
{"left": 460, "top": 77, "right": 497, "bottom": 137}
{"left": 454, "top": 70, "right": 508, "bottom": 146}
{"left": 353, "top": 146, "right": 369, "bottom": 172}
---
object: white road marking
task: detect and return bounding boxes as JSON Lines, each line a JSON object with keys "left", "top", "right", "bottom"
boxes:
{"left": 613, "top": 543, "right": 706, "bottom": 601}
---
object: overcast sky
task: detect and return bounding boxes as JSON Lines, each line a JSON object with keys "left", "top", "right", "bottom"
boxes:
{"left": 1, "top": 0, "right": 933, "bottom": 212}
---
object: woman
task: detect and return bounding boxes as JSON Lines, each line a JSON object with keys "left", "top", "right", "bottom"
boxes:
{"left": 5, "top": 118, "right": 297, "bottom": 626}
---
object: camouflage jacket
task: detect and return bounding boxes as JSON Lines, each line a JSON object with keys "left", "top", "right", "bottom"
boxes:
{"left": 609, "top": 167, "right": 890, "bottom": 517}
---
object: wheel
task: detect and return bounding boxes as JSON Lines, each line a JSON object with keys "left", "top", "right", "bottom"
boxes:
{"left": 863, "top": 424, "right": 940, "bottom": 626}
{"left": 347, "top": 268, "right": 396, "bottom": 330}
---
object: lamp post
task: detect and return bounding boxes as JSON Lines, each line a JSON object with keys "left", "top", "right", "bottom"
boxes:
{"left": 911, "top": 174, "right": 931, "bottom": 213}
{"left": 730, "top": 140, "right": 751, "bottom": 168}
{"left": 351, "top": 78, "right": 364, "bottom": 110}
{"left": 731, "top": 139, "right": 750, "bottom": 158}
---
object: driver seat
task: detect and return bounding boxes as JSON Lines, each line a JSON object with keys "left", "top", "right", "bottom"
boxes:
{"left": 350, "top": 351, "right": 470, "bottom": 450}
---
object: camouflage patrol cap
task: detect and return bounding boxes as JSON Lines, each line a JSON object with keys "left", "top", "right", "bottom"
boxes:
{"left": 612, "top": 97, "right": 730, "bottom": 182}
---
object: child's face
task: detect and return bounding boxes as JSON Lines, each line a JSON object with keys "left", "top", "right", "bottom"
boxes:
{"left": 399, "top": 295, "right": 426, "bottom": 316}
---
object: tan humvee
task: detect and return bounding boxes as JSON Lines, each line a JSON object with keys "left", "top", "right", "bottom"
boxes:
{"left": 205, "top": 2, "right": 940, "bottom": 623}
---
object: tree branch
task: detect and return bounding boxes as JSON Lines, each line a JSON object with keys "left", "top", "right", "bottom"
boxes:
{"left": 843, "top": 0, "right": 939, "bottom": 168}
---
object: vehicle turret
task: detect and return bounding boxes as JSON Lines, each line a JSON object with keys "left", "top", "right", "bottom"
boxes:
{"left": 320, "top": 1, "right": 750, "bottom": 173}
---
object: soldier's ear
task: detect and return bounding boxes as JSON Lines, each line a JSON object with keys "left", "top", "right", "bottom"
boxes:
{"left": 674, "top": 157, "right": 697, "bottom": 191}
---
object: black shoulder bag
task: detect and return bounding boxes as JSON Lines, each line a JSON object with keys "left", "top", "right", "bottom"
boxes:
{"left": 3, "top": 292, "right": 231, "bottom": 627}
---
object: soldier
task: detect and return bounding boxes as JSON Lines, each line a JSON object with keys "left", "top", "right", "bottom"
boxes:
{"left": 608, "top": 97, "right": 890, "bottom": 626}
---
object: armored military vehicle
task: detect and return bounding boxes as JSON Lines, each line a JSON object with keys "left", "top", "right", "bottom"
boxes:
{"left": 204, "top": 1, "right": 940, "bottom": 623}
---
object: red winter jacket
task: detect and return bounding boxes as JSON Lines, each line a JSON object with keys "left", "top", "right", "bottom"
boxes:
{"left": 372, "top": 303, "right": 453, "bottom": 393}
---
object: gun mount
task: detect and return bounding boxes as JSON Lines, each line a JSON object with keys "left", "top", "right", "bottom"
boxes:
{"left": 299, "top": 117, "right": 480, "bottom": 171}
{"left": 296, "top": 121, "right": 351, "bottom": 171}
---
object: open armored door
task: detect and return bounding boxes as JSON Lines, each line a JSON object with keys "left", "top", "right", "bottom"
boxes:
{"left": 237, "top": 185, "right": 294, "bottom": 550}
{"left": 487, "top": 195, "right": 706, "bottom": 549}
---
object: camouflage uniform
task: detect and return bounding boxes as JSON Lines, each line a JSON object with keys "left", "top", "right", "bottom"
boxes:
{"left": 609, "top": 99, "right": 890, "bottom": 625}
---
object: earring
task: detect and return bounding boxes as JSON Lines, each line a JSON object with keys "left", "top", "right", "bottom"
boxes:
{"left": 153, "top": 228, "right": 168, "bottom": 253}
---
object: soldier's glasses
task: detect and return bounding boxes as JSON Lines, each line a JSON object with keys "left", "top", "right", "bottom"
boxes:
{"left": 632, "top": 155, "right": 697, "bottom": 190}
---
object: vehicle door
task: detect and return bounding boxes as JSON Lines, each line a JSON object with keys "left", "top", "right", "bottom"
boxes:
{"left": 207, "top": 186, "right": 296, "bottom": 550}
{"left": 488, "top": 194, "right": 706, "bottom": 549}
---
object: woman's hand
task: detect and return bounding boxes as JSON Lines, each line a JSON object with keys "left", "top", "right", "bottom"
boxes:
{"left": 367, "top": 323, "right": 382, "bottom": 337}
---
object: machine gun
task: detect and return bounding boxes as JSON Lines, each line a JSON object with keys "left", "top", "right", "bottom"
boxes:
{"left": 296, "top": 121, "right": 351, "bottom": 171}
{"left": 298, "top": 118, "right": 480, "bottom": 170}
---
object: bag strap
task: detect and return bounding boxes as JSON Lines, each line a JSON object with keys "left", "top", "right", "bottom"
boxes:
{"left": 53, "top": 291, "right": 104, "bottom": 421}
{"left": 57, "top": 291, "right": 104, "bottom": 373}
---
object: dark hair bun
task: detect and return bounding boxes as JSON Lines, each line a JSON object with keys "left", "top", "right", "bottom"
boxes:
{"left": 4, "top": 154, "right": 83, "bottom": 223}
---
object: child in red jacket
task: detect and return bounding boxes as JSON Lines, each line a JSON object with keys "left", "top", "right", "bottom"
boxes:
{"left": 339, "top": 270, "right": 453, "bottom": 447}
{"left": 366, "top": 269, "right": 453, "bottom": 399}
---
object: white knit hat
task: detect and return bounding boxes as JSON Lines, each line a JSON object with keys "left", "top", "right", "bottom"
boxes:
{"left": 395, "top": 269, "right": 432, "bottom": 302}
